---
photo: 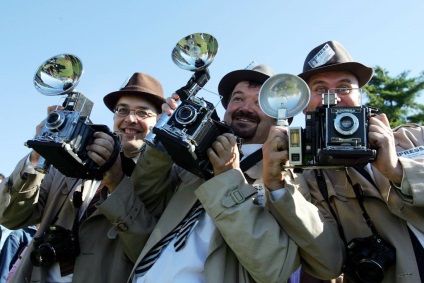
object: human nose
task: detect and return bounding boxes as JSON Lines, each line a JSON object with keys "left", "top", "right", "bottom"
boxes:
{"left": 124, "top": 111, "right": 138, "bottom": 123}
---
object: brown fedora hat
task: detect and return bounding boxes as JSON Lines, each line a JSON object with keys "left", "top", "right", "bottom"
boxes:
{"left": 103, "top": 72, "right": 166, "bottom": 113}
{"left": 298, "top": 40, "right": 374, "bottom": 87}
{"left": 218, "top": 64, "right": 275, "bottom": 109}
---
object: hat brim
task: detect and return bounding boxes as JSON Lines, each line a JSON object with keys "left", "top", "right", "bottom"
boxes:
{"left": 103, "top": 90, "right": 166, "bottom": 113}
{"left": 218, "top": 70, "right": 271, "bottom": 109}
{"left": 298, "top": 62, "right": 374, "bottom": 88}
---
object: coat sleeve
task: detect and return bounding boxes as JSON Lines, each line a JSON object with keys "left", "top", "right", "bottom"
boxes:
{"left": 265, "top": 170, "right": 345, "bottom": 279}
{"left": 130, "top": 145, "right": 174, "bottom": 218}
{"left": 195, "top": 168, "right": 301, "bottom": 283}
{"left": 97, "top": 177, "right": 158, "bottom": 263}
{"left": 0, "top": 155, "right": 48, "bottom": 229}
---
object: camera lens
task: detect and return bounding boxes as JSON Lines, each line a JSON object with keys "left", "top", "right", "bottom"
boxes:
{"left": 334, "top": 113, "right": 359, "bottom": 135}
{"left": 175, "top": 105, "right": 198, "bottom": 125}
{"left": 45, "top": 111, "right": 66, "bottom": 131}
{"left": 30, "top": 243, "right": 56, "bottom": 267}
{"left": 356, "top": 259, "right": 385, "bottom": 283}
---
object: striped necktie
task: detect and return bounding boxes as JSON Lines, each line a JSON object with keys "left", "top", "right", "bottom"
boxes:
{"left": 135, "top": 200, "right": 204, "bottom": 277}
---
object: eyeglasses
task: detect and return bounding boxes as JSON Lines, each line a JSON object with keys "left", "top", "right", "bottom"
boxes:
{"left": 314, "top": 87, "right": 359, "bottom": 96}
{"left": 114, "top": 106, "right": 157, "bottom": 119}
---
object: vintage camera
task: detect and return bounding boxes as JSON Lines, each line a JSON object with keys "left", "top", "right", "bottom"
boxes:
{"left": 145, "top": 33, "right": 234, "bottom": 180}
{"left": 25, "top": 54, "right": 119, "bottom": 180}
{"left": 288, "top": 91, "right": 378, "bottom": 167}
{"left": 30, "top": 225, "right": 80, "bottom": 267}
{"left": 343, "top": 234, "right": 396, "bottom": 283}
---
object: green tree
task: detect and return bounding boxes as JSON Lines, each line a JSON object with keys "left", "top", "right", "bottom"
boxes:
{"left": 363, "top": 66, "right": 424, "bottom": 127}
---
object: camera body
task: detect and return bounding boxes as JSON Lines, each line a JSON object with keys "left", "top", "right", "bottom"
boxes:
{"left": 26, "top": 93, "right": 119, "bottom": 180}
{"left": 153, "top": 94, "right": 234, "bottom": 180}
{"left": 30, "top": 225, "right": 80, "bottom": 267}
{"left": 344, "top": 234, "right": 396, "bottom": 283}
{"left": 288, "top": 93, "right": 378, "bottom": 167}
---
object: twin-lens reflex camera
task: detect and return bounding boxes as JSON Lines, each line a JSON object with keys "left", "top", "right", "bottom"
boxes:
{"left": 25, "top": 54, "right": 119, "bottom": 180}
{"left": 145, "top": 33, "right": 236, "bottom": 180}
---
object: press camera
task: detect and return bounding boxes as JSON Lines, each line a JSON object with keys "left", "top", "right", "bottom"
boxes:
{"left": 343, "top": 234, "right": 396, "bottom": 283}
{"left": 30, "top": 225, "right": 80, "bottom": 267}
{"left": 145, "top": 33, "right": 234, "bottom": 180}
{"left": 288, "top": 90, "right": 378, "bottom": 167}
{"left": 26, "top": 54, "right": 119, "bottom": 179}
{"left": 258, "top": 74, "right": 378, "bottom": 168}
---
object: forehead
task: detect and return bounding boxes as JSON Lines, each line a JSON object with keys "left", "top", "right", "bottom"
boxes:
{"left": 115, "top": 95, "right": 156, "bottom": 111}
{"left": 308, "top": 71, "right": 359, "bottom": 86}
{"left": 231, "top": 81, "right": 261, "bottom": 95}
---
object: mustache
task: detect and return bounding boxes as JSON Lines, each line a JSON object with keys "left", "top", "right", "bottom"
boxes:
{"left": 232, "top": 110, "right": 260, "bottom": 123}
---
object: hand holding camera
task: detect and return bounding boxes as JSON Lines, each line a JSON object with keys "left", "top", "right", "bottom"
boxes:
{"left": 207, "top": 133, "right": 240, "bottom": 176}
{"left": 368, "top": 114, "right": 403, "bottom": 184}
{"left": 262, "top": 125, "right": 290, "bottom": 190}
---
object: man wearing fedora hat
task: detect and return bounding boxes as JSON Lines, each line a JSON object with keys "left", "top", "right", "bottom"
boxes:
{"left": 0, "top": 72, "right": 167, "bottom": 282}
{"left": 128, "top": 64, "right": 343, "bottom": 283}
{"left": 296, "top": 40, "right": 424, "bottom": 282}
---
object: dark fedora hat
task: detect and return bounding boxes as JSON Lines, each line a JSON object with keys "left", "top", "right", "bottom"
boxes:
{"left": 218, "top": 64, "right": 275, "bottom": 109}
{"left": 298, "top": 40, "right": 374, "bottom": 87}
{"left": 103, "top": 72, "right": 166, "bottom": 113}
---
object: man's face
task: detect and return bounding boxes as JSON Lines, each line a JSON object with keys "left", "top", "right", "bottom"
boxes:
{"left": 113, "top": 95, "right": 158, "bottom": 156}
{"left": 223, "top": 81, "right": 275, "bottom": 144}
{"left": 304, "top": 71, "right": 361, "bottom": 112}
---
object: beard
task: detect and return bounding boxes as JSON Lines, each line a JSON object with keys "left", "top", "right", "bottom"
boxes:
{"left": 229, "top": 110, "right": 260, "bottom": 142}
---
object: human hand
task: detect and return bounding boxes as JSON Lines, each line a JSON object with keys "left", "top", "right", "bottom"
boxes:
{"left": 207, "top": 133, "right": 240, "bottom": 176}
{"left": 161, "top": 93, "right": 180, "bottom": 116}
{"left": 368, "top": 113, "right": 402, "bottom": 184}
{"left": 86, "top": 132, "right": 123, "bottom": 192}
{"left": 262, "top": 125, "right": 289, "bottom": 190}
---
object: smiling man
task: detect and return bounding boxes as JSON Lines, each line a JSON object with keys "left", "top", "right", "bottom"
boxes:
{"left": 0, "top": 72, "right": 166, "bottom": 282}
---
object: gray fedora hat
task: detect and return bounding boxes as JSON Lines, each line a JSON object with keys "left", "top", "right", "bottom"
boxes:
{"left": 218, "top": 64, "right": 275, "bottom": 109}
{"left": 298, "top": 40, "right": 374, "bottom": 87}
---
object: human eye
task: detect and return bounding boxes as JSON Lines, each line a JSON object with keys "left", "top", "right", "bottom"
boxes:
{"left": 135, "top": 109, "right": 149, "bottom": 118}
{"left": 313, "top": 87, "right": 327, "bottom": 95}
{"left": 116, "top": 106, "right": 129, "bottom": 116}
{"left": 336, "top": 86, "right": 351, "bottom": 95}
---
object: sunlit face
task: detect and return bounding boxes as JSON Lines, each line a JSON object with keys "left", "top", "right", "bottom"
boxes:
{"left": 223, "top": 81, "right": 276, "bottom": 144}
{"left": 304, "top": 71, "right": 361, "bottom": 112}
{"left": 113, "top": 95, "right": 158, "bottom": 157}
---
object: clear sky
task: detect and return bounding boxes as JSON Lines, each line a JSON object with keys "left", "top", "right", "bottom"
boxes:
{"left": 0, "top": 0, "right": 423, "bottom": 176}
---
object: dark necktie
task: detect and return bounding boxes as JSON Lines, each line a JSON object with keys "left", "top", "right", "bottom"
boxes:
{"left": 408, "top": 226, "right": 424, "bottom": 280}
{"left": 134, "top": 200, "right": 204, "bottom": 277}
{"left": 59, "top": 184, "right": 103, "bottom": 277}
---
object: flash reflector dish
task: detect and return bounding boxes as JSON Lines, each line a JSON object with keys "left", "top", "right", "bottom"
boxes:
{"left": 34, "top": 54, "right": 83, "bottom": 96}
{"left": 259, "top": 73, "right": 310, "bottom": 119}
{"left": 172, "top": 33, "right": 218, "bottom": 72}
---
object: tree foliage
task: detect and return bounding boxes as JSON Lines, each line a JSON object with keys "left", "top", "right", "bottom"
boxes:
{"left": 363, "top": 66, "right": 424, "bottom": 127}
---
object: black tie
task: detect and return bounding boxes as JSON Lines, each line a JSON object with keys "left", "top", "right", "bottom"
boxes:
{"left": 408, "top": 226, "right": 424, "bottom": 280}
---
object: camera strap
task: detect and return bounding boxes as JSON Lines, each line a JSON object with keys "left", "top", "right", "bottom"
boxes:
{"left": 240, "top": 148, "right": 263, "bottom": 172}
{"left": 314, "top": 168, "right": 380, "bottom": 241}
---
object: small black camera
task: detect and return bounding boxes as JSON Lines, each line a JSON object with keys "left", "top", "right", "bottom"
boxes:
{"left": 30, "top": 225, "right": 80, "bottom": 267}
{"left": 288, "top": 92, "right": 378, "bottom": 167}
{"left": 343, "top": 234, "right": 396, "bottom": 283}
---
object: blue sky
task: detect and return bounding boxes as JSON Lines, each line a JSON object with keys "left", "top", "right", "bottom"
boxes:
{"left": 1, "top": 0, "right": 423, "bottom": 175}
